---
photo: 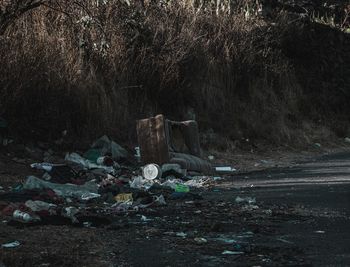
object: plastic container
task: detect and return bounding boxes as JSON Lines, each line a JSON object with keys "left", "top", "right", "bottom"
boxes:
{"left": 13, "top": 210, "right": 39, "bottom": 223}
{"left": 142, "top": 164, "right": 162, "bottom": 180}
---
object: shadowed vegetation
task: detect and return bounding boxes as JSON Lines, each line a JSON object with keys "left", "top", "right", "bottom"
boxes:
{"left": 0, "top": 0, "right": 350, "bottom": 148}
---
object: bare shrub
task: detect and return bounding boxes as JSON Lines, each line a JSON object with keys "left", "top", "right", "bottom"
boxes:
{"left": 1, "top": 0, "right": 348, "bottom": 145}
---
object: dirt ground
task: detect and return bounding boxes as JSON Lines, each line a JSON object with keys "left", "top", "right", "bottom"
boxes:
{"left": 1, "top": 139, "right": 350, "bottom": 266}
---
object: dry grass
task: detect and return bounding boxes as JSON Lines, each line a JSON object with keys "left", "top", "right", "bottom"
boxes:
{"left": 0, "top": 1, "right": 349, "bottom": 147}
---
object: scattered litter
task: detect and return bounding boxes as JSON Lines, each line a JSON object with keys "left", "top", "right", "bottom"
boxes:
{"left": 212, "top": 237, "right": 238, "bottom": 244}
{"left": 194, "top": 237, "right": 207, "bottom": 244}
{"left": 153, "top": 195, "right": 166, "bottom": 206}
{"left": 175, "top": 184, "right": 190, "bottom": 193}
{"left": 241, "top": 204, "right": 259, "bottom": 211}
{"left": 25, "top": 200, "right": 57, "bottom": 214}
{"left": 0, "top": 124, "right": 331, "bottom": 267}
{"left": 23, "top": 176, "right": 99, "bottom": 200}
{"left": 313, "top": 143, "right": 322, "bottom": 148}
{"left": 62, "top": 207, "right": 79, "bottom": 223}
{"left": 208, "top": 155, "right": 215, "bottom": 161}
{"left": 161, "top": 178, "right": 183, "bottom": 189}
{"left": 96, "top": 156, "right": 114, "bottom": 166}
{"left": 314, "top": 230, "right": 325, "bottom": 234}
{"left": 235, "top": 196, "right": 256, "bottom": 205}
{"left": 176, "top": 232, "right": 187, "bottom": 238}
{"left": 65, "top": 152, "right": 116, "bottom": 174}
{"left": 141, "top": 215, "right": 152, "bottom": 222}
{"left": 13, "top": 210, "right": 40, "bottom": 223}
{"left": 80, "top": 193, "right": 101, "bottom": 201}
{"left": 129, "top": 176, "right": 154, "bottom": 191}
{"left": 276, "top": 237, "right": 294, "bottom": 244}
{"left": 222, "top": 250, "right": 244, "bottom": 255}
{"left": 142, "top": 164, "right": 162, "bottom": 180}
{"left": 111, "top": 201, "right": 133, "bottom": 213}
{"left": 237, "top": 232, "right": 254, "bottom": 238}
{"left": 31, "top": 163, "right": 58, "bottom": 172}
{"left": 212, "top": 233, "right": 254, "bottom": 244}
{"left": 184, "top": 177, "right": 212, "bottom": 188}
{"left": 1, "top": 241, "right": 20, "bottom": 248}
{"left": 0, "top": 119, "right": 269, "bottom": 257}
{"left": 115, "top": 193, "right": 133, "bottom": 203}
{"left": 31, "top": 163, "right": 78, "bottom": 183}
{"left": 215, "top": 166, "right": 236, "bottom": 173}
{"left": 83, "top": 222, "right": 92, "bottom": 228}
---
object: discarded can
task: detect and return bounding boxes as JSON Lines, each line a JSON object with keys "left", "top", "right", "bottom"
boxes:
{"left": 13, "top": 210, "right": 39, "bottom": 223}
{"left": 142, "top": 164, "right": 162, "bottom": 180}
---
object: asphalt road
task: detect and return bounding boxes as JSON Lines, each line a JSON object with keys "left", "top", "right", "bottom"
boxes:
{"left": 215, "top": 152, "right": 350, "bottom": 266}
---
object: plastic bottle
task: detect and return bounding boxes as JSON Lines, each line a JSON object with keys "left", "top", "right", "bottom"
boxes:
{"left": 13, "top": 210, "right": 39, "bottom": 223}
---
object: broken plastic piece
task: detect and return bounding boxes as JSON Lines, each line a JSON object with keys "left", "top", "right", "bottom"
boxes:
{"left": 129, "top": 176, "right": 154, "bottom": 190}
{"left": 80, "top": 193, "right": 101, "bottom": 201}
{"left": 175, "top": 184, "right": 190, "bottom": 193}
{"left": 153, "top": 195, "right": 167, "bottom": 206}
{"left": 62, "top": 207, "right": 79, "bottom": 223}
{"left": 141, "top": 215, "right": 152, "bottom": 222}
{"left": 235, "top": 196, "right": 256, "bottom": 205}
{"left": 176, "top": 232, "right": 187, "bottom": 238}
{"left": 222, "top": 250, "right": 244, "bottom": 255}
{"left": 1, "top": 241, "right": 20, "bottom": 248}
{"left": 215, "top": 166, "right": 236, "bottom": 173}
{"left": 25, "top": 200, "right": 57, "bottom": 215}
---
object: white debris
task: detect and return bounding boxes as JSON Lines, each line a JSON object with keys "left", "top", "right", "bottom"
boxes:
{"left": 129, "top": 176, "right": 154, "bottom": 191}
{"left": 1, "top": 241, "right": 20, "bottom": 248}
{"left": 222, "top": 250, "right": 244, "bottom": 255}
{"left": 235, "top": 196, "right": 256, "bottom": 205}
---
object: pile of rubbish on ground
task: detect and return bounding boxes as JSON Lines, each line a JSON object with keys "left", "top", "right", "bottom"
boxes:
{"left": 0, "top": 115, "right": 235, "bottom": 227}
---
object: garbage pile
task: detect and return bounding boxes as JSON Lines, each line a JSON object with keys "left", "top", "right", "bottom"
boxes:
{"left": 0, "top": 135, "right": 220, "bottom": 227}
{"left": 0, "top": 115, "right": 237, "bottom": 228}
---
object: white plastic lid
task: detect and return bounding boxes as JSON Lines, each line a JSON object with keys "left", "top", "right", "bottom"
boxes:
{"left": 142, "top": 164, "right": 161, "bottom": 180}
